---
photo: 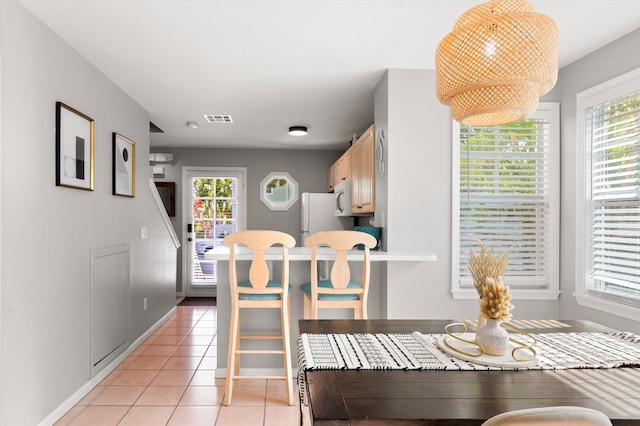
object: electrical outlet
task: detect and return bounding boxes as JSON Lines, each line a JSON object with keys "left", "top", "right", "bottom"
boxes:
{"left": 141, "top": 227, "right": 148, "bottom": 240}
{"left": 143, "top": 298, "right": 148, "bottom": 310}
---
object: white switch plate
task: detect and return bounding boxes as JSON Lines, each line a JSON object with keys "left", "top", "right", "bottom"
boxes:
{"left": 143, "top": 298, "right": 148, "bottom": 310}
{"left": 141, "top": 227, "right": 148, "bottom": 240}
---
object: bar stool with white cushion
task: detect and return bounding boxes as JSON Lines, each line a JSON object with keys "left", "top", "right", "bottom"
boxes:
{"left": 481, "top": 406, "right": 612, "bottom": 426}
{"left": 300, "top": 230, "right": 377, "bottom": 319}
{"left": 222, "top": 230, "right": 296, "bottom": 405}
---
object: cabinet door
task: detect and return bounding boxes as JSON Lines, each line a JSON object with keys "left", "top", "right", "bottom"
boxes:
{"left": 328, "top": 151, "right": 352, "bottom": 192}
{"left": 351, "top": 125, "right": 375, "bottom": 214}
{"left": 328, "top": 162, "right": 337, "bottom": 192}
{"left": 337, "top": 150, "right": 351, "bottom": 183}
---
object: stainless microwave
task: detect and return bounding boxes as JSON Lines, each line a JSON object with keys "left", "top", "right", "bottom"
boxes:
{"left": 334, "top": 180, "right": 352, "bottom": 216}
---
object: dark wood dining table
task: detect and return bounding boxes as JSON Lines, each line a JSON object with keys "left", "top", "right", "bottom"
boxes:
{"left": 298, "top": 319, "right": 640, "bottom": 426}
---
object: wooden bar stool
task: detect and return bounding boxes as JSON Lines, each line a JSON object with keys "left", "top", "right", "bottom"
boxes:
{"left": 223, "top": 230, "right": 296, "bottom": 405}
{"left": 300, "top": 230, "right": 377, "bottom": 319}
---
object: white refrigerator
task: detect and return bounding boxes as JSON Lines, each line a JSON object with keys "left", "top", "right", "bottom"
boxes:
{"left": 301, "top": 192, "right": 354, "bottom": 245}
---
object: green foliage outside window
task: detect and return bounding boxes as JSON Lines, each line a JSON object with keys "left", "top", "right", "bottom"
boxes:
{"left": 460, "top": 120, "right": 540, "bottom": 195}
{"left": 193, "top": 178, "right": 235, "bottom": 238}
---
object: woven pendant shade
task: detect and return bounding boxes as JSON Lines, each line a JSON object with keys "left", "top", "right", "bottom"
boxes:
{"left": 435, "top": 0, "right": 558, "bottom": 126}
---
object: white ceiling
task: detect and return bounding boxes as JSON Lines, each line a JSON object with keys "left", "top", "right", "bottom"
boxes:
{"left": 19, "top": 0, "right": 640, "bottom": 150}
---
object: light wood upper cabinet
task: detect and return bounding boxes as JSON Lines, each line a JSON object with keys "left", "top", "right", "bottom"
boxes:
{"left": 350, "top": 124, "right": 375, "bottom": 214}
{"left": 328, "top": 163, "right": 337, "bottom": 192}
{"left": 326, "top": 124, "right": 375, "bottom": 214}
{"left": 328, "top": 150, "right": 351, "bottom": 192}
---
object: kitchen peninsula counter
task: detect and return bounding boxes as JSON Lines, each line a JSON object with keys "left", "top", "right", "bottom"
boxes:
{"left": 205, "top": 246, "right": 436, "bottom": 378}
{"left": 205, "top": 246, "right": 436, "bottom": 262}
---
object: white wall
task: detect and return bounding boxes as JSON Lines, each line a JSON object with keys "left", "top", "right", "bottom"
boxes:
{"left": 373, "top": 72, "right": 389, "bottom": 315}
{"left": 0, "top": 2, "right": 178, "bottom": 424}
{"left": 377, "top": 69, "right": 559, "bottom": 320}
{"left": 557, "top": 27, "right": 640, "bottom": 334}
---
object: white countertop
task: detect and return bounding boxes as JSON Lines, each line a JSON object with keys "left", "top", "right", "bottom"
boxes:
{"left": 205, "top": 246, "right": 436, "bottom": 262}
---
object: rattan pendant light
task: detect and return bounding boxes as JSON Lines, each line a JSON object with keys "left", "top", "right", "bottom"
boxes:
{"left": 435, "top": 0, "right": 558, "bottom": 126}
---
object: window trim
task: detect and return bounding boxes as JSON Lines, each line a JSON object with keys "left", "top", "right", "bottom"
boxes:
{"left": 451, "top": 102, "right": 561, "bottom": 300}
{"left": 575, "top": 67, "right": 640, "bottom": 321}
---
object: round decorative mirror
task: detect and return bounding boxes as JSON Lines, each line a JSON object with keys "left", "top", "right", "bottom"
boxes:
{"left": 260, "top": 172, "right": 298, "bottom": 211}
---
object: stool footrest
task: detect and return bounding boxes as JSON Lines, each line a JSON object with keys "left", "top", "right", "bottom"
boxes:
{"left": 236, "top": 349, "right": 285, "bottom": 355}
{"left": 240, "top": 335, "right": 283, "bottom": 340}
{"left": 231, "top": 375, "right": 289, "bottom": 380}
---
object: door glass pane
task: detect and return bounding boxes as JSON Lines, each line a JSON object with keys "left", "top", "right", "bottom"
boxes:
{"left": 192, "top": 177, "right": 238, "bottom": 285}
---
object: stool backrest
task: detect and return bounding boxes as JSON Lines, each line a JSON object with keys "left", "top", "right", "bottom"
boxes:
{"left": 305, "top": 229, "right": 377, "bottom": 292}
{"left": 224, "top": 230, "right": 296, "bottom": 299}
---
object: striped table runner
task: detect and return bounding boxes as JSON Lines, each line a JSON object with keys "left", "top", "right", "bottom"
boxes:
{"left": 298, "top": 330, "right": 640, "bottom": 372}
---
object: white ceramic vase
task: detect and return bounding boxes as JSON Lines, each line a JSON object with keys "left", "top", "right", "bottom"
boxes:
{"left": 476, "top": 318, "right": 509, "bottom": 356}
{"left": 475, "top": 310, "right": 488, "bottom": 343}
{"left": 477, "top": 310, "right": 488, "bottom": 331}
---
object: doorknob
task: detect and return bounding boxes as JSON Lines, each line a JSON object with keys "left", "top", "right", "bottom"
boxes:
{"left": 187, "top": 237, "right": 193, "bottom": 242}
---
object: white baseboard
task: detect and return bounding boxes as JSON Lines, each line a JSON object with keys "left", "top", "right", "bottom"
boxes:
{"left": 38, "top": 307, "right": 177, "bottom": 426}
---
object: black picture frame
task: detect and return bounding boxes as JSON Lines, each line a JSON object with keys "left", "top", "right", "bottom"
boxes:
{"left": 112, "top": 133, "right": 136, "bottom": 197}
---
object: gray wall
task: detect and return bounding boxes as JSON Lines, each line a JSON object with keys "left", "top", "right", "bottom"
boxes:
{"left": 557, "top": 27, "right": 640, "bottom": 333}
{"left": 1, "top": 2, "right": 178, "bottom": 424}
{"left": 375, "top": 69, "right": 559, "bottom": 321}
{"left": 151, "top": 147, "right": 345, "bottom": 293}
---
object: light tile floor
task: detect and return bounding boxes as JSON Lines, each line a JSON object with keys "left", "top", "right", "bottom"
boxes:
{"left": 54, "top": 302, "right": 308, "bottom": 426}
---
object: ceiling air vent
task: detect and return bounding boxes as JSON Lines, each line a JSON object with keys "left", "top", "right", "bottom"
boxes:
{"left": 204, "top": 114, "right": 233, "bottom": 123}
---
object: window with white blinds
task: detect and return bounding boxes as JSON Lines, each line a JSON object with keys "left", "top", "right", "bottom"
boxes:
{"left": 586, "top": 90, "right": 640, "bottom": 299}
{"left": 451, "top": 103, "right": 559, "bottom": 299}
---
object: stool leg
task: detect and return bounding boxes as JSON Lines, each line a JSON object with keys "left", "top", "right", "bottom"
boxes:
{"left": 224, "top": 303, "right": 239, "bottom": 405}
{"left": 282, "top": 297, "right": 294, "bottom": 405}
{"left": 234, "top": 321, "right": 241, "bottom": 376}
{"left": 303, "top": 293, "right": 310, "bottom": 319}
{"left": 311, "top": 297, "right": 319, "bottom": 320}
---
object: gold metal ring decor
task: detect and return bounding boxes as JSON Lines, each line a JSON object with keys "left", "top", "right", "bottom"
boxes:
{"left": 445, "top": 322, "right": 485, "bottom": 357}
{"left": 503, "top": 324, "right": 537, "bottom": 362}
{"left": 435, "top": 0, "right": 558, "bottom": 126}
{"left": 444, "top": 322, "right": 537, "bottom": 362}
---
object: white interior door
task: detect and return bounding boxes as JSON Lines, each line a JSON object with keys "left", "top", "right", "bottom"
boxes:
{"left": 183, "top": 167, "right": 246, "bottom": 297}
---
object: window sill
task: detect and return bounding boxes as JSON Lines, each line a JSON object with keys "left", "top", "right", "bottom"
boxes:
{"left": 575, "top": 293, "right": 640, "bottom": 322}
{"left": 452, "top": 289, "right": 561, "bottom": 300}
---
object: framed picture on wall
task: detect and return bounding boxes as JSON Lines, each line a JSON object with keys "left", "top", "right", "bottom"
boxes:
{"left": 112, "top": 133, "right": 136, "bottom": 197}
{"left": 55, "top": 102, "right": 94, "bottom": 190}
{"left": 155, "top": 182, "right": 176, "bottom": 216}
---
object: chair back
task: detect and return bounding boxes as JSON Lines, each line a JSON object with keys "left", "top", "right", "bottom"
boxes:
{"left": 224, "top": 230, "right": 296, "bottom": 300}
{"left": 305, "top": 230, "right": 377, "bottom": 295}
{"left": 481, "top": 406, "right": 612, "bottom": 426}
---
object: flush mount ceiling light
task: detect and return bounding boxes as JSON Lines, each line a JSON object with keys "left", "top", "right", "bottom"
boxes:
{"left": 435, "top": 0, "right": 558, "bottom": 126}
{"left": 288, "top": 126, "right": 308, "bottom": 136}
{"left": 186, "top": 121, "right": 198, "bottom": 129}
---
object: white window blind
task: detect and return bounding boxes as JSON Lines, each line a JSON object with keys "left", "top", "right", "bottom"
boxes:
{"left": 587, "top": 89, "right": 640, "bottom": 299}
{"left": 452, "top": 104, "right": 559, "bottom": 298}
